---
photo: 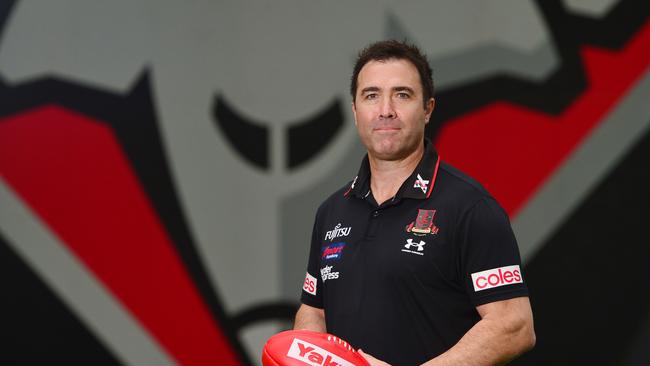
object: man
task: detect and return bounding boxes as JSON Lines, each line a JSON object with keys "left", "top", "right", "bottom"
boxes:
{"left": 294, "top": 40, "right": 535, "bottom": 366}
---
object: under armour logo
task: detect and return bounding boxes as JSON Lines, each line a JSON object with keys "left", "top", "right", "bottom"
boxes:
{"left": 413, "top": 174, "right": 429, "bottom": 194}
{"left": 402, "top": 238, "right": 426, "bottom": 255}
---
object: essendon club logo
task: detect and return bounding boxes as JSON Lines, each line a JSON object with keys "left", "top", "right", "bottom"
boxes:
{"left": 405, "top": 209, "right": 439, "bottom": 236}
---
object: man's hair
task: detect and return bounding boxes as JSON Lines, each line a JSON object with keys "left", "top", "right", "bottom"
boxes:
{"left": 350, "top": 40, "right": 434, "bottom": 108}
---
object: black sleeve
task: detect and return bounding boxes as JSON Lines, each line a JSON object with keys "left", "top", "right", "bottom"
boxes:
{"left": 300, "top": 208, "right": 324, "bottom": 308}
{"left": 458, "top": 197, "right": 529, "bottom": 306}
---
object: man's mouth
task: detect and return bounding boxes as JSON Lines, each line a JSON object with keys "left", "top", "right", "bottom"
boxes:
{"left": 373, "top": 124, "right": 401, "bottom": 132}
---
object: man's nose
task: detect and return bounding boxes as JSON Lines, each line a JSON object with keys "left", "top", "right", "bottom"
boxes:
{"left": 379, "top": 97, "right": 396, "bottom": 119}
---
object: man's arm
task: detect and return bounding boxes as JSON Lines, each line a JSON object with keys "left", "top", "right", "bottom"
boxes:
{"left": 422, "top": 296, "right": 535, "bottom": 366}
{"left": 359, "top": 297, "right": 535, "bottom": 366}
{"left": 294, "top": 304, "right": 326, "bottom": 333}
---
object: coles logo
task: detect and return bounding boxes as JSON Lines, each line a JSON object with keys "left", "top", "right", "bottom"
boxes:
{"left": 287, "top": 338, "right": 354, "bottom": 366}
{"left": 303, "top": 272, "right": 317, "bottom": 295}
{"left": 471, "top": 265, "right": 523, "bottom": 292}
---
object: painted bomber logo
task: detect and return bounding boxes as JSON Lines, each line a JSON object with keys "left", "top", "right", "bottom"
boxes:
{"left": 1, "top": 0, "right": 649, "bottom": 364}
{"left": 406, "top": 209, "right": 440, "bottom": 236}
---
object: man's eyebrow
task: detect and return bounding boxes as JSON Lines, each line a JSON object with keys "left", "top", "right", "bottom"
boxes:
{"left": 393, "top": 86, "right": 415, "bottom": 94}
{"left": 360, "top": 86, "right": 380, "bottom": 94}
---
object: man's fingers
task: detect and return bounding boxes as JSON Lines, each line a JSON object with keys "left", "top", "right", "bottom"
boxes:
{"left": 358, "top": 349, "right": 373, "bottom": 361}
{"left": 358, "top": 349, "right": 390, "bottom": 366}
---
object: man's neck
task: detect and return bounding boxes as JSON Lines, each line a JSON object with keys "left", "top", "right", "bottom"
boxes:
{"left": 368, "top": 142, "right": 425, "bottom": 205}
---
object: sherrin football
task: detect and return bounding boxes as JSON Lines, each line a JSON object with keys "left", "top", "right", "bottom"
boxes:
{"left": 262, "top": 329, "right": 370, "bottom": 366}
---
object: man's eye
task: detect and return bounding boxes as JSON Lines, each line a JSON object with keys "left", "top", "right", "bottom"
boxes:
{"left": 396, "top": 92, "right": 410, "bottom": 99}
{"left": 365, "top": 93, "right": 378, "bottom": 100}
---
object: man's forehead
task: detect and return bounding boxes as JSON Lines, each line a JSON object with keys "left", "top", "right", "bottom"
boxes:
{"left": 357, "top": 59, "right": 421, "bottom": 90}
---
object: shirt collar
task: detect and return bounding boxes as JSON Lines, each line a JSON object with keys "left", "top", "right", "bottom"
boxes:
{"left": 344, "top": 138, "right": 441, "bottom": 200}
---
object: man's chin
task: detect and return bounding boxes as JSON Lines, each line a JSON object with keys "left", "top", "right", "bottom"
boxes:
{"left": 368, "top": 139, "right": 422, "bottom": 161}
{"left": 369, "top": 146, "right": 408, "bottom": 161}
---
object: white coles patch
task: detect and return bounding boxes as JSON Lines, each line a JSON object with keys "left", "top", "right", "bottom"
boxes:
{"left": 471, "top": 265, "right": 523, "bottom": 292}
{"left": 287, "top": 338, "right": 354, "bottom": 366}
{"left": 303, "top": 272, "right": 317, "bottom": 295}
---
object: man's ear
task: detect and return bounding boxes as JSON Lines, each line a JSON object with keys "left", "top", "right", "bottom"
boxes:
{"left": 351, "top": 101, "right": 358, "bottom": 126}
{"left": 424, "top": 98, "right": 435, "bottom": 124}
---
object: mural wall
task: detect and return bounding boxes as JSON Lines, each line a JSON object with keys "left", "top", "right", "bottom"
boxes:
{"left": 0, "top": 0, "right": 648, "bottom": 364}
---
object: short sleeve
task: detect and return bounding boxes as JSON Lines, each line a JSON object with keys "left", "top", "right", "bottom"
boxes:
{"left": 458, "top": 197, "right": 529, "bottom": 306}
{"left": 300, "top": 209, "right": 324, "bottom": 308}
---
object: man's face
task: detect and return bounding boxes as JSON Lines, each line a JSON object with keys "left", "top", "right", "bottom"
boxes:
{"left": 352, "top": 58, "right": 434, "bottom": 161}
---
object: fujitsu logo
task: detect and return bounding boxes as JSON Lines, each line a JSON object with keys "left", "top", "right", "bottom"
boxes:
{"left": 286, "top": 338, "right": 354, "bottom": 366}
{"left": 324, "top": 223, "right": 351, "bottom": 241}
{"left": 471, "top": 265, "right": 523, "bottom": 292}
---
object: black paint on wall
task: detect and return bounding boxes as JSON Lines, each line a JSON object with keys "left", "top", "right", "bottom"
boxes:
{"left": 214, "top": 94, "right": 270, "bottom": 170}
{"left": 287, "top": 99, "right": 343, "bottom": 169}
{"left": 0, "top": 235, "right": 123, "bottom": 365}
{"left": 513, "top": 128, "right": 650, "bottom": 365}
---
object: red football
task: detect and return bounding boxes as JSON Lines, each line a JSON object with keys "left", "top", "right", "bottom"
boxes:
{"left": 262, "top": 329, "right": 370, "bottom": 366}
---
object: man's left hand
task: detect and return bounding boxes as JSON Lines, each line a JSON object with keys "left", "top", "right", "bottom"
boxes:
{"left": 358, "top": 349, "right": 391, "bottom": 366}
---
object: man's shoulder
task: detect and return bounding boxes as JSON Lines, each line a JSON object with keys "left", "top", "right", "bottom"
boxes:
{"left": 317, "top": 179, "right": 356, "bottom": 212}
{"left": 433, "top": 161, "right": 513, "bottom": 228}
{"left": 436, "top": 161, "right": 494, "bottom": 204}
{"left": 309, "top": 178, "right": 355, "bottom": 221}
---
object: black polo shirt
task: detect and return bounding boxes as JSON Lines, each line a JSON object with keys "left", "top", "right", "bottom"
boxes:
{"left": 300, "top": 139, "right": 528, "bottom": 366}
